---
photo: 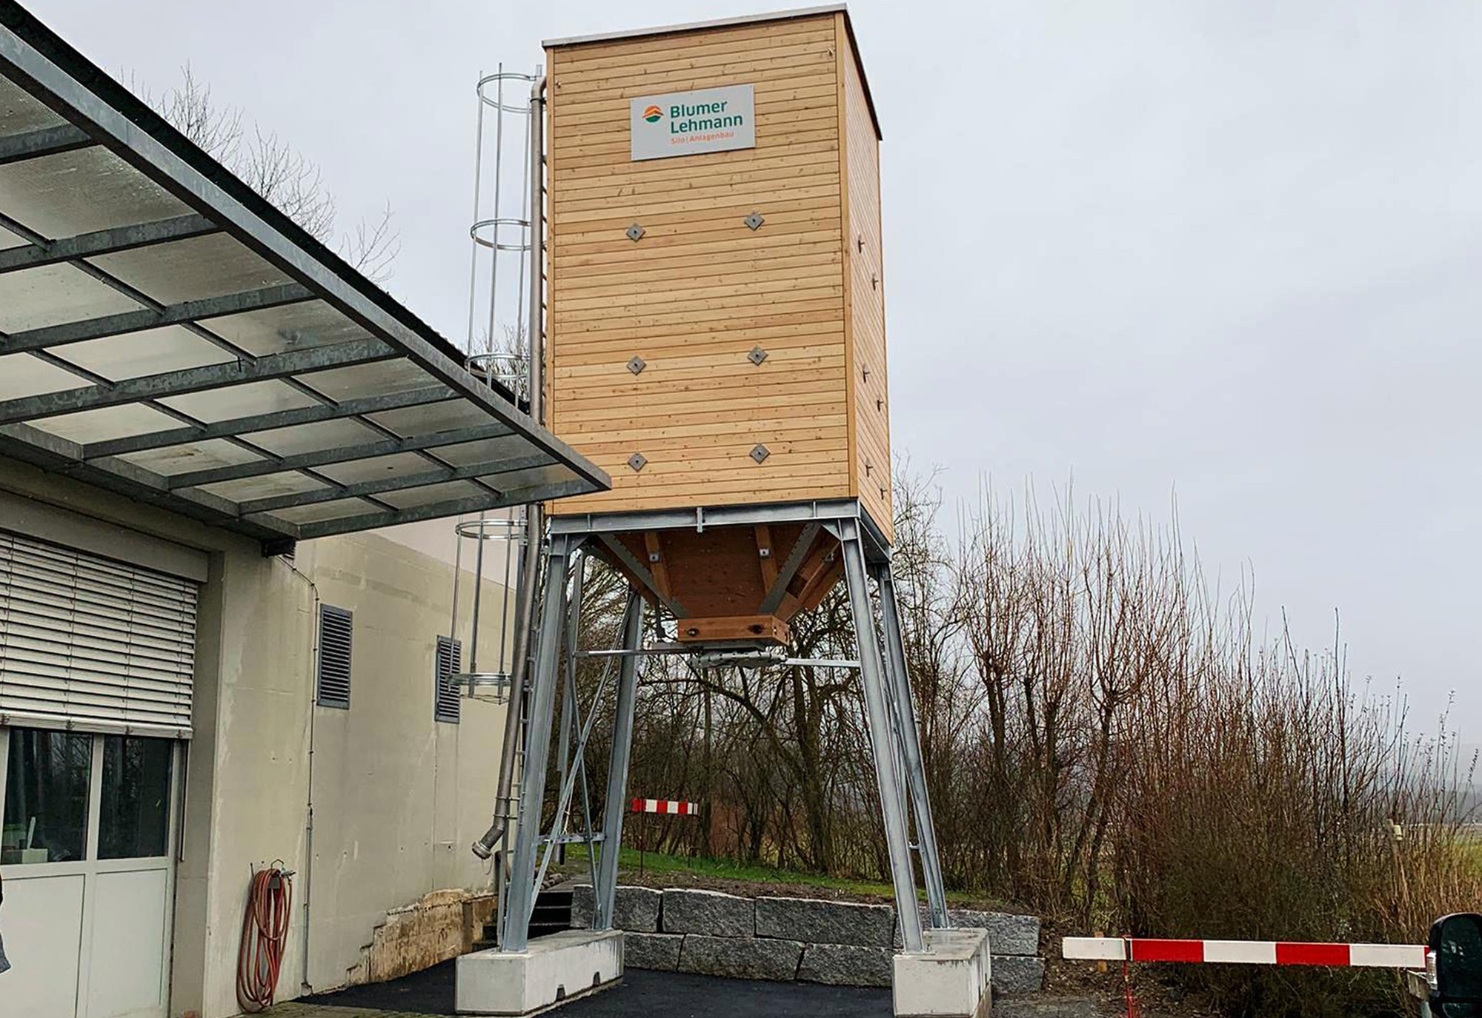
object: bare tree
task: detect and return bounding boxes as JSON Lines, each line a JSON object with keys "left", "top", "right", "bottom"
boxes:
{"left": 140, "top": 65, "right": 400, "bottom": 282}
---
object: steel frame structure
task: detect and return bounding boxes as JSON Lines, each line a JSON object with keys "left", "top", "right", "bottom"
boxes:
{"left": 0, "top": 3, "right": 607, "bottom": 549}
{"left": 499, "top": 499, "right": 949, "bottom": 953}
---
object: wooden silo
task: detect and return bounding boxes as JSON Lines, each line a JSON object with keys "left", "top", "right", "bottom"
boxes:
{"left": 541, "top": 6, "right": 892, "bottom": 643}
{"left": 494, "top": 12, "right": 956, "bottom": 981}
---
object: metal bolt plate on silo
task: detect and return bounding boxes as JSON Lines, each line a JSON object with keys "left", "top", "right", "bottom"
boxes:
{"left": 750, "top": 444, "right": 770, "bottom": 464}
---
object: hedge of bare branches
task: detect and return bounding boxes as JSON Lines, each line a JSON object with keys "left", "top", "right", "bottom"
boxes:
{"left": 560, "top": 473, "right": 1477, "bottom": 1016}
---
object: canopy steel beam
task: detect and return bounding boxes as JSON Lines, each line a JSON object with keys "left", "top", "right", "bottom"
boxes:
{"left": 0, "top": 122, "right": 91, "bottom": 165}
{"left": 289, "top": 479, "right": 595, "bottom": 540}
{"left": 167, "top": 421, "right": 513, "bottom": 490}
{"left": 235, "top": 453, "right": 555, "bottom": 515}
{"left": 0, "top": 282, "right": 314, "bottom": 354}
{"left": 0, "top": 336, "right": 392, "bottom": 425}
{"left": 81, "top": 385, "right": 458, "bottom": 459}
{"left": 0, "top": 213, "right": 219, "bottom": 274}
{"left": 0, "top": 422, "right": 293, "bottom": 542}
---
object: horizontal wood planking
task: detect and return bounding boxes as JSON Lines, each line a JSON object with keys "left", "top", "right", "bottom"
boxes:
{"left": 841, "top": 28, "right": 893, "bottom": 541}
{"left": 548, "top": 15, "right": 858, "bottom": 517}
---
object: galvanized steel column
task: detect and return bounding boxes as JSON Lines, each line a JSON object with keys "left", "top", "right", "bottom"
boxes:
{"left": 501, "top": 531, "right": 578, "bottom": 952}
{"left": 839, "top": 519, "right": 924, "bottom": 953}
{"left": 593, "top": 591, "right": 645, "bottom": 930}
{"left": 877, "top": 562, "right": 950, "bottom": 929}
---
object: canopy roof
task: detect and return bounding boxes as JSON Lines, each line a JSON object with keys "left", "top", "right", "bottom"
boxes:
{"left": 0, "top": 1, "right": 608, "bottom": 547}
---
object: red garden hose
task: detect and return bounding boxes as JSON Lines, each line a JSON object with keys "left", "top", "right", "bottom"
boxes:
{"left": 236, "top": 864, "right": 294, "bottom": 1013}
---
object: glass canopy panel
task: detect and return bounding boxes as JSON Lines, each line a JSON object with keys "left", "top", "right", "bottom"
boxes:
{"left": 157, "top": 379, "right": 319, "bottom": 423}
{"left": 262, "top": 498, "right": 385, "bottom": 525}
{"left": 434, "top": 434, "right": 545, "bottom": 468}
{"left": 0, "top": 147, "right": 193, "bottom": 239}
{"left": 0, "top": 262, "right": 143, "bottom": 332}
{"left": 200, "top": 300, "right": 373, "bottom": 357}
{"left": 373, "top": 480, "right": 485, "bottom": 510}
{"left": 313, "top": 452, "right": 436, "bottom": 486}
{"left": 196, "top": 471, "right": 328, "bottom": 503}
{"left": 55, "top": 326, "right": 235, "bottom": 382}
{"left": 299, "top": 359, "right": 436, "bottom": 401}
{"left": 244, "top": 418, "right": 383, "bottom": 457}
{"left": 115, "top": 439, "right": 264, "bottom": 477}
{"left": 0, "top": 353, "right": 89, "bottom": 399}
{"left": 0, "top": 73, "right": 68, "bottom": 136}
{"left": 87, "top": 233, "right": 293, "bottom": 305}
{"left": 30, "top": 403, "right": 180, "bottom": 443}
{"left": 483, "top": 464, "right": 573, "bottom": 493}
{"left": 366, "top": 399, "right": 496, "bottom": 438}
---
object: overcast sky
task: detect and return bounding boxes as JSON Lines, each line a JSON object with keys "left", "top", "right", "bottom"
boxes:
{"left": 23, "top": 0, "right": 1481, "bottom": 739}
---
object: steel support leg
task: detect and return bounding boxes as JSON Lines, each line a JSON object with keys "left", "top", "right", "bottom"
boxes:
{"left": 593, "top": 590, "right": 644, "bottom": 930}
{"left": 839, "top": 519, "right": 924, "bottom": 953}
{"left": 555, "top": 554, "right": 586, "bottom": 867}
{"left": 876, "top": 562, "right": 950, "bottom": 930}
{"left": 501, "top": 532, "right": 580, "bottom": 952}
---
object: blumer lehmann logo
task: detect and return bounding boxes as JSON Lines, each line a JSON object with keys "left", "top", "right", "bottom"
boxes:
{"left": 643, "top": 105, "right": 663, "bottom": 123}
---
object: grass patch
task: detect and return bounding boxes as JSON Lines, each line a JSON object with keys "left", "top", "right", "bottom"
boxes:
{"left": 554, "top": 844, "right": 990, "bottom": 906}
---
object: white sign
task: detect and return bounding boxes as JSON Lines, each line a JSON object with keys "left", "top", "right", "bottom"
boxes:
{"left": 630, "top": 84, "right": 755, "bottom": 161}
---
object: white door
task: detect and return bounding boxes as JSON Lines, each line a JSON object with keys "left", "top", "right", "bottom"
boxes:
{"left": 0, "top": 727, "right": 181, "bottom": 1018}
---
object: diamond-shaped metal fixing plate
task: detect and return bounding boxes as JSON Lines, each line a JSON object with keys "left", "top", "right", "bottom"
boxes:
{"left": 628, "top": 452, "right": 647, "bottom": 472}
{"left": 747, "top": 346, "right": 768, "bottom": 366}
{"left": 743, "top": 212, "right": 764, "bottom": 230}
{"left": 627, "top": 355, "right": 646, "bottom": 375}
{"left": 749, "top": 444, "right": 770, "bottom": 464}
{"left": 626, "top": 223, "right": 645, "bottom": 242}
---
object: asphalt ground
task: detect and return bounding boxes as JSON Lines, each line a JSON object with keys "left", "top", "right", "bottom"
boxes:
{"left": 294, "top": 962, "right": 893, "bottom": 1016}
{"left": 283, "top": 961, "right": 1121, "bottom": 1018}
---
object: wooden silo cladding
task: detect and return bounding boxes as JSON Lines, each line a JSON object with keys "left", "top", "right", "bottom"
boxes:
{"left": 546, "top": 9, "right": 893, "bottom": 541}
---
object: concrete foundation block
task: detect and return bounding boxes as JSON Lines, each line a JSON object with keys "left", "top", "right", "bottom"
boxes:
{"left": 614, "top": 886, "right": 663, "bottom": 932}
{"left": 901, "top": 909, "right": 1041, "bottom": 958}
{"left": 797, "top": 943, "right": 893, "bottom": 987}
{"left": 990, "top": 954, "right": 1045, "bottom": 995}
{"left": 455, "top": 929, "right": 622, "bottom": 1015}
{"left": 623, "top": 931, "right": 683, "bottom": 971}
{"left": 678, "top": 933, "right": 803, "bottom": 981}
{"left": 756, "top": 896, "right": 895, "bottom": 947}
{"left": 662, "top": 888, "right": 755, "bottom": 938}
{"left": 893, "top": 928, "right": 991, "bottom": 1018}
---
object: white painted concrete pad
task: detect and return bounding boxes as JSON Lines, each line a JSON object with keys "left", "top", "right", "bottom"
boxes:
{"left": 893, "top": 928, "right": 992, "bottom": 1018}
{"left": 456, "top": 929, "right": 624, "bottom": 1015}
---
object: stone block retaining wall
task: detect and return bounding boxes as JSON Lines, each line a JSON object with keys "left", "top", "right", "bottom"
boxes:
{"left": 567, "top": 885, "right": 1044, "bottom": 995}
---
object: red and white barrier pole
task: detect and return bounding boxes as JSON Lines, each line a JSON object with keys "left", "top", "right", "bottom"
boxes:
{"left": 629, "top": 797, "right": 700, "bottom": 874}
{"left": 630, "top": 798, "right": 699, "bottom": 816}
{"left": 1064, "top": 936, "right": 1428, "bottom": 969}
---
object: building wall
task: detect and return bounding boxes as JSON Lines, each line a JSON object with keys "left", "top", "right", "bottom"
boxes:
{"left": 0, "top": 457, "right": 514, "bottom": 1018}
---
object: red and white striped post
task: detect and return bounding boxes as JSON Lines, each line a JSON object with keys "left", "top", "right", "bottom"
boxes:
{"left": 629, "top": 798, "right": 700, "bottom": 875}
